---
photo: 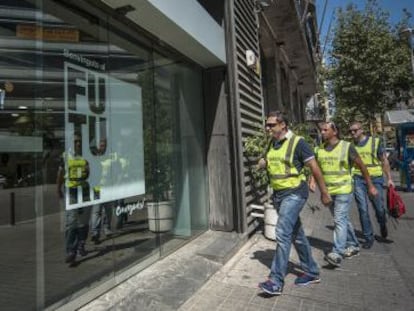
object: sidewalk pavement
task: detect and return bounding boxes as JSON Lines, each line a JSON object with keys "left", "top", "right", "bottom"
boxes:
{"left": 83, "top": 172, "right": 414, "bottom": 311}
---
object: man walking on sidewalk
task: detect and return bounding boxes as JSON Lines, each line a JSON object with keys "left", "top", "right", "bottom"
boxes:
{"left": 314, "top": 122, "right": 377, "bottom": 268}
{"left": 257, "top": 111, "right": 331, "bottom": 296}
{"left": 349, "top": 122, "right": 394, "bottom": 248}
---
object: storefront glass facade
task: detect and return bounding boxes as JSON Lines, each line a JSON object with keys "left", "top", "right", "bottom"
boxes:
{"left": 0, "top": 1, "right": 208, "bottom": 309}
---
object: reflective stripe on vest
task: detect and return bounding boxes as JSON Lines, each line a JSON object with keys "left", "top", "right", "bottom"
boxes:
{"left": 316, "top": 140, "right": 352, "bottom": 195}
{"left": 67, "top": 156, "right": 88, "bottom": 188}
{"left": 353, "top": 136, "right": 382, "bottom": 177}
{"left": 266, "top": 135, "right": 304, "bottom": 190}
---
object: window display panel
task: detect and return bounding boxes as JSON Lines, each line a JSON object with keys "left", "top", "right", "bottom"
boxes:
{"left": 40, "top": 5, "right": 158, "bottom": 309}
{"left": 0, "top": 0, "right": 209, "bottom": 309}
{"left": 106, "top": 29, "right": 159, "bottom": 274}
{"left": 152, "top": 55, "right": 209, "bottom": 255}
{"left": 0, "top": 1, "right": 158, "bottom": 309}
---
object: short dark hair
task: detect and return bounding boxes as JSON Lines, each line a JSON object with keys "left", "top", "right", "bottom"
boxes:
{"left": 267, "top": 111, "right": 289, "bottom": 127}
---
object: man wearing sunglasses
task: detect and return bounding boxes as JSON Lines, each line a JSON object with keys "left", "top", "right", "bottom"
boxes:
{"left": 314, "top": 122, "right": 377, "bottom": 268}
{"left": 258, "top": 111, "right": 331, "bottom": 296}
{"left": 349, "top": 122, "right": 394, "bottom": 249}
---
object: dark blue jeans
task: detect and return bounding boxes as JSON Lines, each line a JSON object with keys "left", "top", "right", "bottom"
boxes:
{"left": 269, "top": 193, "right": 319, "bottom": 287}
{"left": 353, "top": 176, "right": 386, "bottom": 242}
{"left": 65, "top": 206, "right": 91, "bottom": 255}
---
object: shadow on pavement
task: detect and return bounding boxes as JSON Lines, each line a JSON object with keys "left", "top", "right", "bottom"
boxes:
{"left": 251, "top": 249, "right": 273, "bottom": 268}
{"left": 374, "top": 235, "right": 394, "bottom": 244}
{"left": 307, "top": 236, "right": 332, "bottom": 253}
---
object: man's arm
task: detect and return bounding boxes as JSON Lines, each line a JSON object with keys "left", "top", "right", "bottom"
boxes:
{"left": 353, "top": 155, "right": 378, "bottom": 197}
{"left": 306, "top": 158, "right": 332, "bottom": 206}
{"left": 380, "top": 153, "right": 394, "bottom": 187}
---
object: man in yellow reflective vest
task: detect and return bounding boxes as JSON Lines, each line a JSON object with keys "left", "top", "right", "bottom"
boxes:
{"left": 314, "top": 122, "right": 377, "bottom": 268}
{"left": 258, "top": 111, "right": 331, "bottom": 296}
{"left": 57, "top": 132, "right": 91, "bottom": 264}
{"left": 91, "top": 138, "right": 114, "bottom": 244}
{"left": 349, "top": 122, "right": 394, "bottom": 249}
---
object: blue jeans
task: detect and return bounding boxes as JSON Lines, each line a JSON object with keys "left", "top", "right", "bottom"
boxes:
{"left": 353, "top": 176, "right": 386, "bottom": 242}
{"left": 65, "top": 206, "right": 91, "bottom": 255}
{"left": 329, "top": 194, "right": 359, "bottom": 255}
{"left": 91, "top": 202, "right": 113, "bottom": 238}
{"left": 269, "top": 193, "right": 319, "bottom": 287}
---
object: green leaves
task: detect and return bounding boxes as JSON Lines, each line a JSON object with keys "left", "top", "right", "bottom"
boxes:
{"left": 244, "top": 128, "right": 269, "bottom": 158}
{"left": 244, "top": 125, "right": 270, "bottom": 191}
{"left": 327, "top": 0, "right": 414, "bottom": 123}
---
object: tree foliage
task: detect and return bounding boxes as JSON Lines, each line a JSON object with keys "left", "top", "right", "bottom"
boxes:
{"left": 328, "top": 0, "right": 414, "bottom": 124}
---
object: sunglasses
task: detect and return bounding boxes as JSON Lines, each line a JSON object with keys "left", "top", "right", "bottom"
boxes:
{"left": 349, "top": 128, "right": 360, "bottom": 133}
{"left": 265, "top": 123, "right": 277, "bottom": 128}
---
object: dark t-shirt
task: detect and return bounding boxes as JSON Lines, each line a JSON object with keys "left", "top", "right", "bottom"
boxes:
{"left": 272, "top": 137, "right": 314, "bottom": 200}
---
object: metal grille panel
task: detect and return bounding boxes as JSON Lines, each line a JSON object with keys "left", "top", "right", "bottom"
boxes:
{"left": 233, "top": 0, "right": 266, "bottom": 234}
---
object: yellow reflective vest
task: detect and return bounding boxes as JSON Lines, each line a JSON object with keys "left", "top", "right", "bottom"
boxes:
{"left": 266, "top": 135, "right": 305, "bottom": 190}
{"left": 353, "top": 137, "right": 382, "bottom": 177}
{"left": 66, "top": 155, "right": 89, "bottom": 189}
{"left": 316, "top": 140, "right": 352, "bottom": 195}
{"left": 93, "top": 152, "right": 124, "bottom": 193}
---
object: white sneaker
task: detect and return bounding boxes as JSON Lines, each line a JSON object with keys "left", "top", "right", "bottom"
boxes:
{"left": 324, "top": 252, "right": 342, "bottom": 267}
{"left": 343, "top": 246, "right": 360, "bottom": 259}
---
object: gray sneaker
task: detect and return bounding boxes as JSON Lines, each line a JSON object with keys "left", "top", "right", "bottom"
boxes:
{"left": 343, "top": 246, "right": 360, "bottom": 259}
{"left": 324, "top": 252, "right": 342, "bottom": 267}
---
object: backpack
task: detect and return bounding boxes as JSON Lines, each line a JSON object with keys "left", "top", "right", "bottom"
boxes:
{"left": 387, "top": 185, "right": 406, "bottom": 219}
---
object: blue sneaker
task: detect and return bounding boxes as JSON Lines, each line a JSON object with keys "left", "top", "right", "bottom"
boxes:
{"left": 294, "top": 274, "right": 321, "bottom": 286}
{"left": 258, "top": 279, "right": 283, "bottom": 295}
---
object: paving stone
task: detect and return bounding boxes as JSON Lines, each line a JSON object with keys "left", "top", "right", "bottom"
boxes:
{"left": 83, "top": 172, "right": 414, "bottom": 311}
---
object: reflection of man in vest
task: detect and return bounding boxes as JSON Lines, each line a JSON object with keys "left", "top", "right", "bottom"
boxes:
{"left": 349, "top": 122, "right": 394, "bottom": 248}
{"left": 56, "top": 132, "right": 91, "bottom": 265}
{"left": 315, "top": 122, "right": 377, "bottom": 268}
{"left": 91, "top": 138, "right": 114, "bottom": 243}
{"left": 258, "top": 111, "right": 331, "bottom": 296}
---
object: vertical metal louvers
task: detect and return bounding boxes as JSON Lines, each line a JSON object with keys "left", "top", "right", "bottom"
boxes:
{"left": 231, "top": 0, "right": 266, "bottom": 234}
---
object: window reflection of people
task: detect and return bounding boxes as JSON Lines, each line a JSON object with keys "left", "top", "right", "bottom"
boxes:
{"left": 91, "top": 138, "right": 113, "bottom": 244}
{"left": 116, "top": 142, "right": 130, "bottom": 229}
{"left": 56, "top": 132, "right": 91, "bottom": 265}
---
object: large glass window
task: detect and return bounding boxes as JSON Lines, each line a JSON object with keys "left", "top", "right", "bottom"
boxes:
{"left": 0, "top": 1, "right": 208, "bottom": 310}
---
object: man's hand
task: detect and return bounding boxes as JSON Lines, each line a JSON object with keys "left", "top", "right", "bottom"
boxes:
{"left": 368, "top": 185, "right": 378, "bottom": 197}
{"left": 257, "top": 158, "right": 267, "bottom": 169}
{"left": 320, "top": 191, "right": 332, "bottom": 206}
{"left": 387, "top": 178, "right": 395, "bottom": 188}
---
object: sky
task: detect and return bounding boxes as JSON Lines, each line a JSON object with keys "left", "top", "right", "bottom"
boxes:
{"left": 316, "top": 0, "right": 414, "bottom": 56}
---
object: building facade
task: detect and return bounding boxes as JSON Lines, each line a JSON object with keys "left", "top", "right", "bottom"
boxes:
{"left": 0, "top": 0, "right": 319, "bottom": 310}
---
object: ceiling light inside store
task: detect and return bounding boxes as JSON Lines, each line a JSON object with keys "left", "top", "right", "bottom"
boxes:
{"left": 18, "top": 105, "right": 27, "bottom": 109}
{"left": 15, "top": 115, "right": 31, "bottom": 124}
{"left": 11, "top": 113, "right": 19, "bottom": 117}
